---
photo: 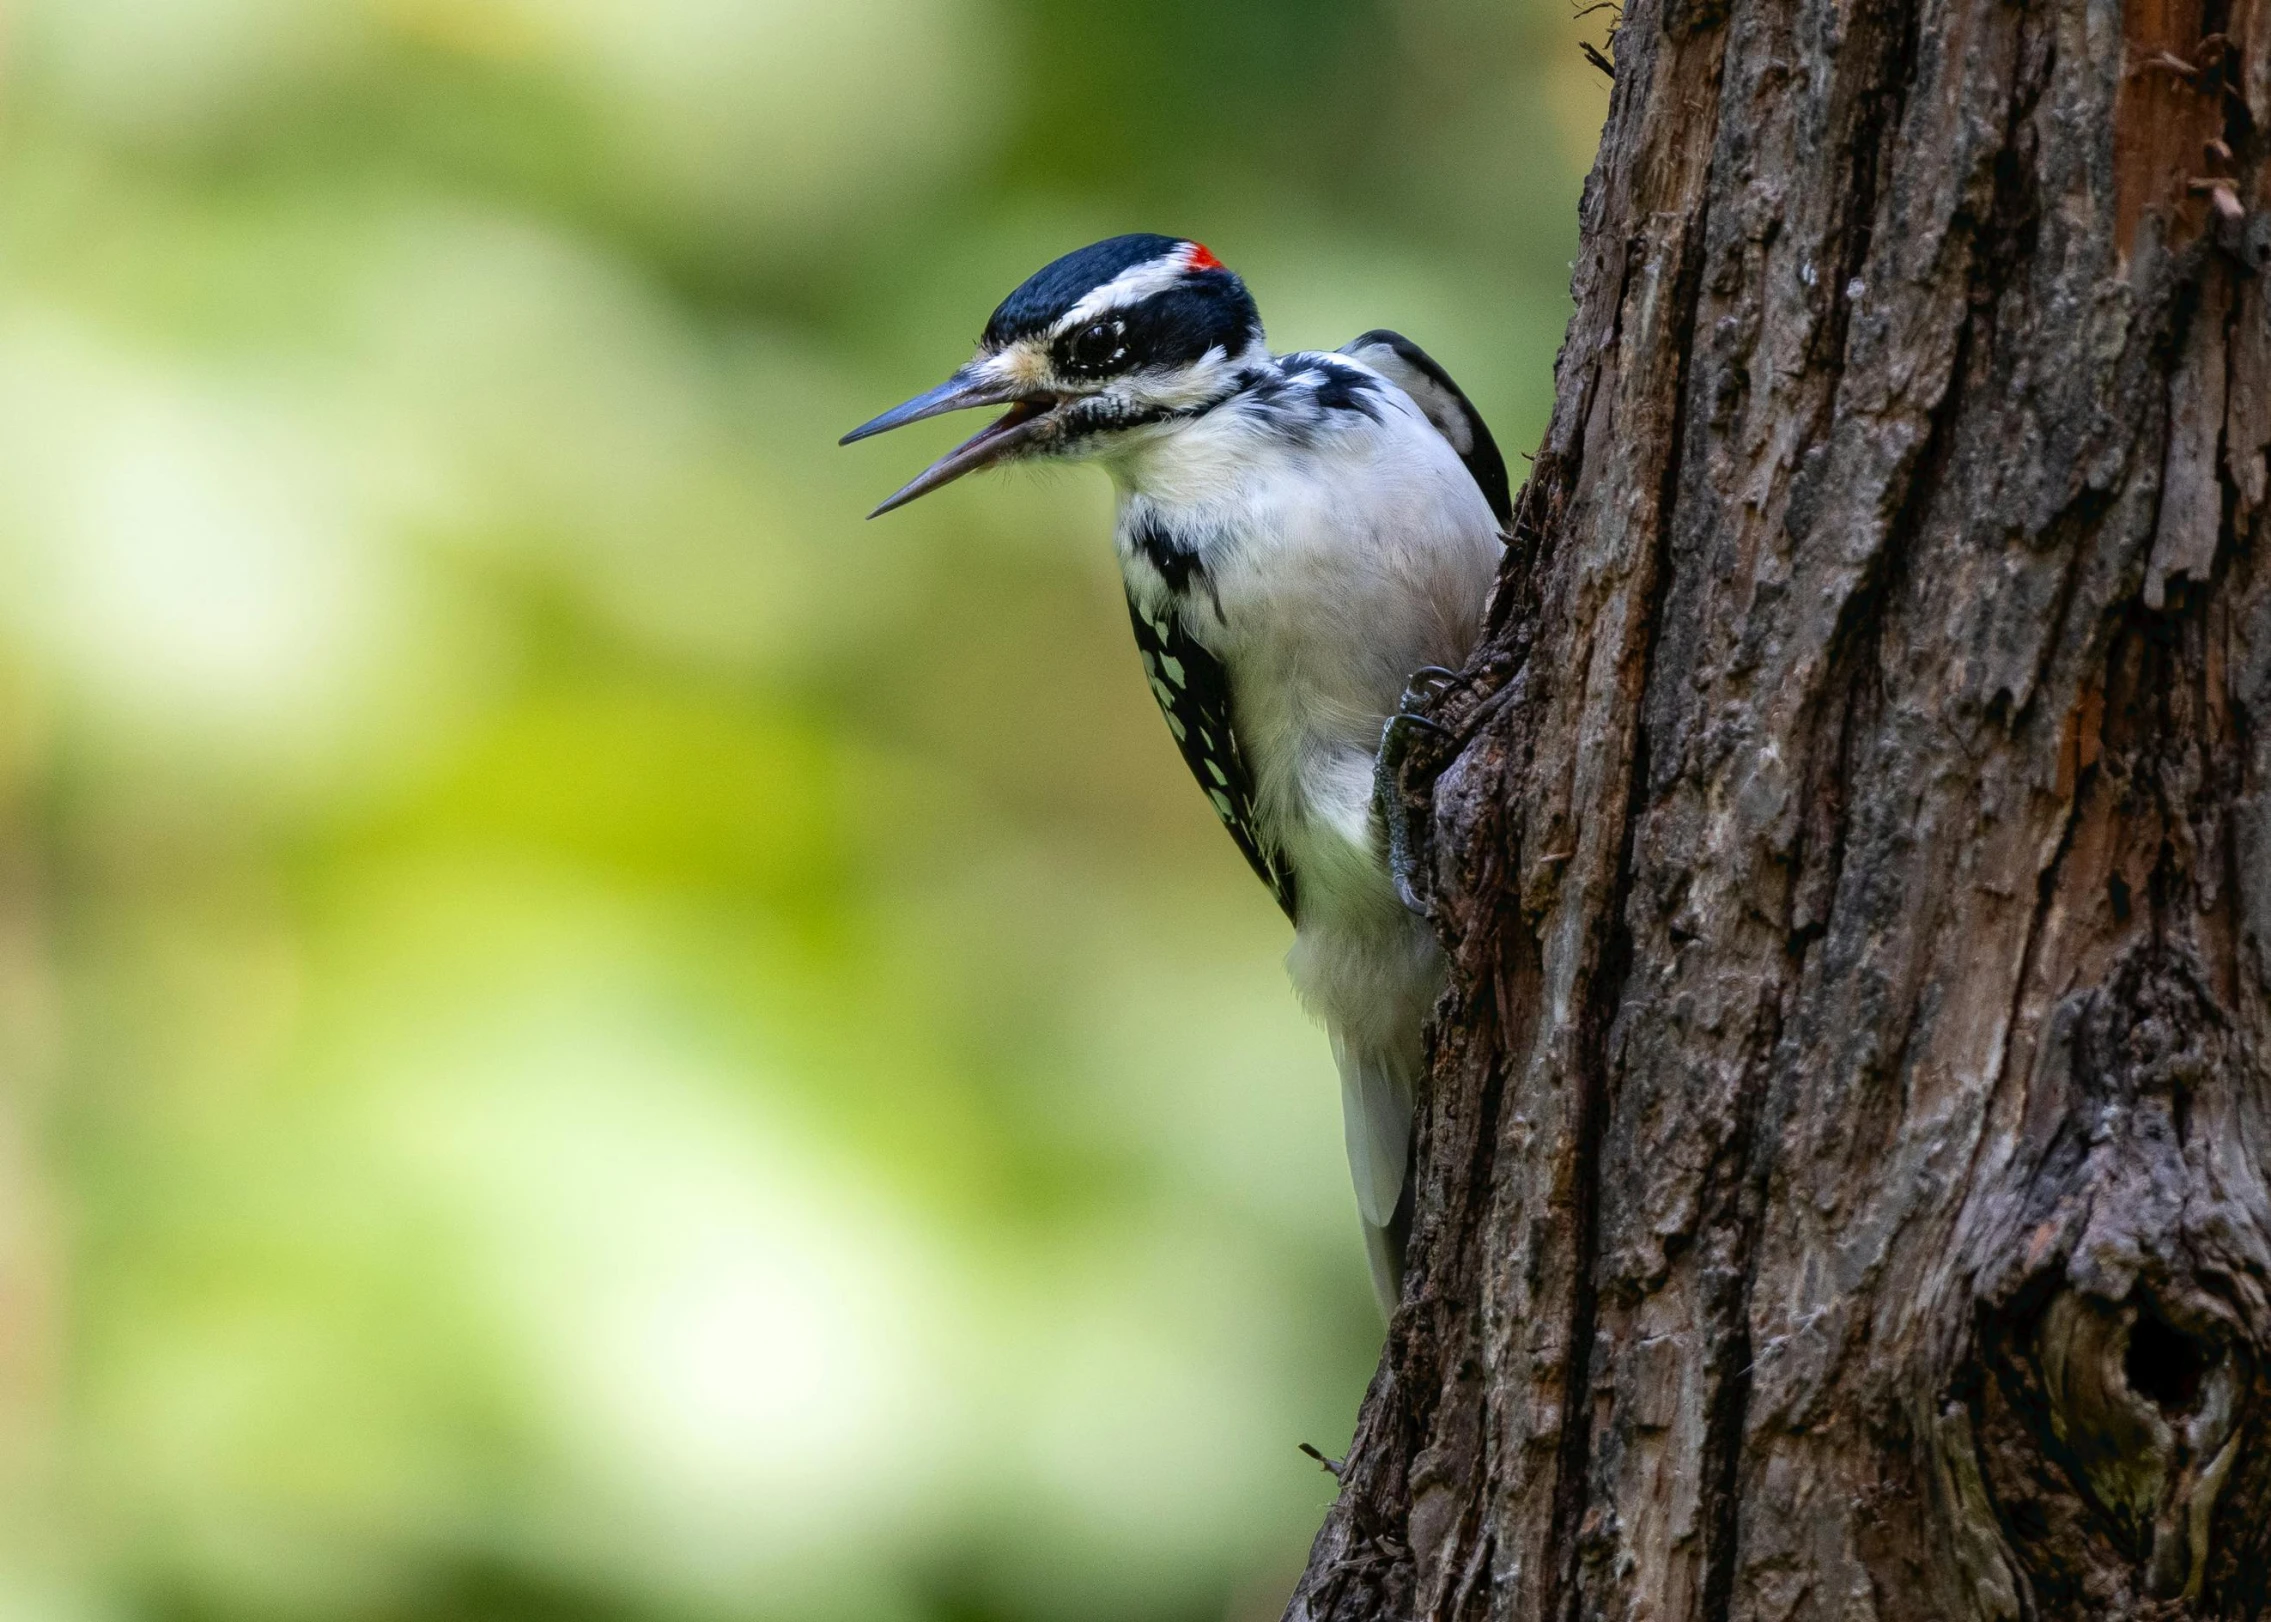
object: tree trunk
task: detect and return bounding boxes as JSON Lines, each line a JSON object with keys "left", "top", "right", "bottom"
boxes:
{"left": 1290, "top": 0, "right": 2271, "bottom": 1611}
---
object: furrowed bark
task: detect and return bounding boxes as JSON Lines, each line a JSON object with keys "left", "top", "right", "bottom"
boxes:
{"left": 1289, "top": 0, "right": 2271, "bottom": 1610}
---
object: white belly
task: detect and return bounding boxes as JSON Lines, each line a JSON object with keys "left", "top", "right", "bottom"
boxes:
{"left": 1107, "top": 381, "right": 1503, "bottom": 1042}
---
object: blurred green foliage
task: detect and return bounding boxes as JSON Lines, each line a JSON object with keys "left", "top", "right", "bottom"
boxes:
{"left": 0, "top": 2, "right": 1603, "bottom": 1618}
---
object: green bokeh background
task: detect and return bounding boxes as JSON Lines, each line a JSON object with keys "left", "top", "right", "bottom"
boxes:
{"left": 0, "top": 4, "right": 1603, "bottom": 1618}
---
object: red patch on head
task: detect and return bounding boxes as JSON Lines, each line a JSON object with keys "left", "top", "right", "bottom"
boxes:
{"left": 1184, "top": 242, "right": 1225, "bottom": 273}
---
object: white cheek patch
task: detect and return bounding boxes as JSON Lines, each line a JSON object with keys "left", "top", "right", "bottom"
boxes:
{"left": 1124, "top": 343, "right": 1260, "bottom": 410}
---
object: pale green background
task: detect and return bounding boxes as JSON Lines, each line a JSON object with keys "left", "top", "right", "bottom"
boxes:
{"left": 0, "top": 3, "right": 1603, "bottom": 1618}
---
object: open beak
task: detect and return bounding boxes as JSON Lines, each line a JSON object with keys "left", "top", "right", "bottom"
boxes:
{"left": 841, "top": 367, "right": 1061, "bottom": 517}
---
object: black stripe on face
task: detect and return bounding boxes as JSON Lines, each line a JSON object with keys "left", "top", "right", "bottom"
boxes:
{"left": 1052, "top": 277, "right": 1261, "bottom": 380}
{"left": 1040, "top": 359, "right": 1269, "bottom": 450}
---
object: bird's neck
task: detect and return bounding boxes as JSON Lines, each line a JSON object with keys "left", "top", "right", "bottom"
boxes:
{"left": 1097, "top": 356, "right": 1284, "bottom": 507}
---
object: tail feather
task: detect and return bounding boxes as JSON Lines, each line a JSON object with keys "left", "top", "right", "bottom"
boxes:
{"left": 1360, "top": 1176, "right": 1414, "bottom": 1312}
{"left": 1332, "top": 1031, "right": 1418, "bottom": 1315}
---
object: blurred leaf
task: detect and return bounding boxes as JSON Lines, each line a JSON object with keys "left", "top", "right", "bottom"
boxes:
{"left": 0, "top": 0, "right": 1601, "bottom": 1616}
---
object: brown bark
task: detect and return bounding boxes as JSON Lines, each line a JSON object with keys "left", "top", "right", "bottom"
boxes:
{"left": 1290, "top": 0, "right": 2271, "bottom": 1612}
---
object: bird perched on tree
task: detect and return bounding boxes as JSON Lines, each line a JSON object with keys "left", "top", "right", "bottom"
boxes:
{"left": 842, "top": 235, "right": 1508, "bottom": 1311}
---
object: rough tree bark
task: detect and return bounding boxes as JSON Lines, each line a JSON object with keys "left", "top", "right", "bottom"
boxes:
{"left": 1290, "top": 0, "right": 2271, "bottom": 1612}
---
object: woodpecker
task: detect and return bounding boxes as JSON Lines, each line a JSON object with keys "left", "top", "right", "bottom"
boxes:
{"left": 842, "top": 234, "right": 1508, "bottom": 1311}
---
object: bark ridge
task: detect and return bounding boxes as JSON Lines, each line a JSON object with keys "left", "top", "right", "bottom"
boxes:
{"left": 1289, "top": 0, "right": 2271, "bottom": 1610}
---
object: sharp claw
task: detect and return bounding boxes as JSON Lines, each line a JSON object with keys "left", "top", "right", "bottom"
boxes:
{"left": 1401, "top": 667, "right": 1460, "bottom": 704}
{"left": 1374, "top": 667, "right": 1479, "bottom": 912}
{"left": 1388, "top": 849, "right": 1426, "bottom": 915}
{"left": 1375, "top": 711, "right": 1454, "bottom": 917}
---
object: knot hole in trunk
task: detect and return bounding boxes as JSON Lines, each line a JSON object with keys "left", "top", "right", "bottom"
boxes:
{"left": 2124, "top": 1309, "right": 2211, "bottom": 1420}
{"left": 1950, "top": 950, "right": 2271, "bottom": 1613}
{"left": 2035, "top": 1292, "right": 2247, "bottom": 1602}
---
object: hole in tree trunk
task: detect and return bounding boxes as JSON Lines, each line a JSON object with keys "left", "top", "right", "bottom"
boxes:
{"left": 2124, "top": 1312, "right": 2207, "bottom": 1418}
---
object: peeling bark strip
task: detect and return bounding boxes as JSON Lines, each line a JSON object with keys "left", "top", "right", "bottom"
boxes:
{"left": 1285, "top": 0, "right": 2271, "bottom": 1610}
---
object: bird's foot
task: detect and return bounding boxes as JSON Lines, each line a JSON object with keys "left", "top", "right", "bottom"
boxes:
{"left": 1373, "top": 668, "right": 1465, "bottom": 913}
{"left": 1403, "top": 665, "right": 1460, "bottom": 700}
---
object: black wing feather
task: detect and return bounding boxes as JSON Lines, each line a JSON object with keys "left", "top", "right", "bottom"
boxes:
{"left": 1339, "top": 329, "right": 1512, "bottom": 526}
{"left": 1125, "top": 593, "right": 1297, "bottom": 921}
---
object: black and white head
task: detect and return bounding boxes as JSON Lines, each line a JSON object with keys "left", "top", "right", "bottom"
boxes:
{"left": 842, "top": 234, "right": 1266, "bottom": 515}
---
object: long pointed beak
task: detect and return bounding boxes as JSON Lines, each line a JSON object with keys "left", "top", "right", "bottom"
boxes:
{"left": 841, "top": 367, "right": 1061, "bottom": 518}
{"left": 841, "top": 369, "right": 1020, "bottom": 445}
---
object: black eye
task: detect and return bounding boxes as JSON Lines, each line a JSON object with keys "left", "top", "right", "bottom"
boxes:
{"left": 1063, "top": 319, "right": 1128, "bottom": 375}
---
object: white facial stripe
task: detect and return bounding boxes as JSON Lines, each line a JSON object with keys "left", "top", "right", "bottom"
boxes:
{"left": 1057, "top": 245, "right": 1203, "bottom": 332}
{"left": 1127, "top": 347, "right": 1237, "bottom": 408}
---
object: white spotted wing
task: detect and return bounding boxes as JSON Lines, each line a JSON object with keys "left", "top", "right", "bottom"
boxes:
{"left": 1125, "top": 593, "right": 1297, "bottom": 920}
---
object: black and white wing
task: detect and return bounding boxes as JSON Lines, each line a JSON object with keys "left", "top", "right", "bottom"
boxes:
{"left": 1125, "top": 593, "right": 1297, "bottom": 922}
{"left": 1339, "top": 329, "right": 1512, "bottom": 526}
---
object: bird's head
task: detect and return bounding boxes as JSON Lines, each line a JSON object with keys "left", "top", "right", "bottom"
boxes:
{"left": 842, "top": 234, "right": 1265, "bottom": 516}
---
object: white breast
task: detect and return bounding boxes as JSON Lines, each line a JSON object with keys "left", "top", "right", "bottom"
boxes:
{"left": 1107, "top": 375, "right": 1503, "bottom": 941}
